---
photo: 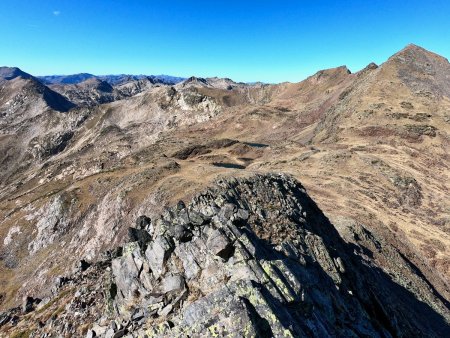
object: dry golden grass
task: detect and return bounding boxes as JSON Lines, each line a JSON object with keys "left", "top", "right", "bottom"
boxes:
{"left": 0, "top": 44, "right": 449, "bottom": 309}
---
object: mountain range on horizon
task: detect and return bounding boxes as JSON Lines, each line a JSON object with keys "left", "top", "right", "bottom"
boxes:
{"left": 37, "top": 73, "right": 186, "bottom": 86}
{"left": 1, "top": 43, "right": 450, "bottom": 337}
{"left": 2, "top": 43, "right": 448, "bottom": 88}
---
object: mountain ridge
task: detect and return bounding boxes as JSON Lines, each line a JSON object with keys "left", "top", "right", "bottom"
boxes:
{"left": 0, "top": 67, "right": 34, "bottom": 81}
{"left": 0, "top": 44, "right": 449, "bottom": 336}
{"left": 1, "top": 174, "right": 449, "bottom": 337}
{"left": 37, "top": 73, "right": 186, "bottom": 86}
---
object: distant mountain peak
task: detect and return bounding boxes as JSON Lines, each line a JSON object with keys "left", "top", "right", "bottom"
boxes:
{"left": 365, "top": 62, "right": 378, "bottom": 69}
{"left": 307, "top": 65, "right": 351, "bottom": 83}
{"left": 38, "top": 74, "right": 185, "bottom": 86}
{"left": 0, "top": 66, "right": 34, "bottom": 81}
{"left": 78, "top": 78, "right": 114, "bottom": 93}
{"left": 38, "top": 73, "right": 96, "bottom": 85}
{"left": 390, "top": 43, "right": 449, "bottom": 63}
{"left": 186, "top": 76, "right": 208, "bottom": 83}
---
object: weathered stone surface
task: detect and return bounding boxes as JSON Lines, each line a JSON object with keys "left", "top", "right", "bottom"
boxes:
{"left": 145, "top": 235, "right": 174, "bottom": 279}
{"left": 2, "top": 174, "right": 450, "bottom": 337}
{"left": 206, "top": 228, "right": 234, "bottom": 259}
{"left": 85, "top": 329, "right": 96, "bottom": 338}
{"left": 161, "top": 274, "right": 185, "bottom": 294}
{"left": 104, "top": 174, "right": 450, "bottom": 337}
{"left": 104, "top": 328, "right": 114, "bottom": 338}
{"left": 174, "top": 242, "right": 201, "bottom": 280}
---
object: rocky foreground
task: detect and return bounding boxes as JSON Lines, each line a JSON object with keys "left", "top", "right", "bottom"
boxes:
{"left": 1, "top": 174, "right": 449, "bottom": 337}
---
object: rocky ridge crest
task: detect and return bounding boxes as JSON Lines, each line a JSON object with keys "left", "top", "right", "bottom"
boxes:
{"left": 2, "top": 174, "right": 448, "bottom": 337}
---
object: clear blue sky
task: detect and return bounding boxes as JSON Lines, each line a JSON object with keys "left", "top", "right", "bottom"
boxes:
{"left": 1, "top": 1, "right": 449, "bottom": 83}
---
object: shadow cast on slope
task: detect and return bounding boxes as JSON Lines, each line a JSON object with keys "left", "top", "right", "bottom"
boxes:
{"left": 236, "top": 177, "right": 450, "bottom": 337}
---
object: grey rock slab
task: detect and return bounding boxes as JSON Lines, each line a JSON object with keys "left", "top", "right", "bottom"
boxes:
{"left": 145, "top": 235, "right": 174, "bottom": 279}
{"left": 85, "top": 329, "right": 96, "bottom": 338}
{"left": 174, "top": 243, "right": 201, "bottom": 280}
{"left": 111, "top": 254, "right": 141, "bottom": 299}
{"left": 112, "top": 329, "right": 127, "bottom": 338}
{"left": 206, "top": 228, "right": 234, "bottom": 260}
{"left": 158, "top": 303, "right": 173, "bottom": 317}
{"left": 161, "top": 275, "right": 185, "bottom": 294}
{"left": 104, "top": 328, "right": 115, "bottom": 338}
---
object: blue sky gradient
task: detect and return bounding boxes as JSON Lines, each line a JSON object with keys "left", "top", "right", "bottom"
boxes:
{"left": 1, "top": 1, "right": 449, "bottom": 82}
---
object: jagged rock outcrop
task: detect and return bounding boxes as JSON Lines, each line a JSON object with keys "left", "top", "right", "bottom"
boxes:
{"left": 2, "top": 174, "right": 448, "bottom": 337}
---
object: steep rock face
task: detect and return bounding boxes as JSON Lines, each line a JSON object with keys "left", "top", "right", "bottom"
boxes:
{"left": 2, "top": 174, "right": 448, "bottom": 337}
{"left": 0, "top": 67, "right": 75, "bottom": 115}
{"left": 0, "top": 76, "right": 75, "bottom": 125}
{"left": 0, "top": 73, "right": 84, "bottom": 184}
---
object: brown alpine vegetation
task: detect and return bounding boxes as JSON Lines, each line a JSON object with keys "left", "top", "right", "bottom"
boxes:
{"left": 0, "top": 44, "right": 449, "bottom": 337}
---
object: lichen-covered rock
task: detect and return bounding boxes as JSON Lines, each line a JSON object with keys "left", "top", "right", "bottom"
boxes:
{"left": 206, "top": 228, "right": 233, "bottom": 259}
{"left": 2, "top": 174, "right": 449, "bottom": 337}
{"left": 103, "top": 174, "right": 450, "bottom": 337}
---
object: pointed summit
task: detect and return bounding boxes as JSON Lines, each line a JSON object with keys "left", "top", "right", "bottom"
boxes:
{"left": 401, "top": 43, "right": 427, "bottom": 52}
{"left": 383, "top": 44, "right": 450, "bottom": 90}
{"left": 389, "top": 43, "right": 449, "bottom": 63}
{"left": 176, "top": 76, "right": 209, "bottom": 88}
{"left": 0, "top": 66, "right": 75, "bottom": 112}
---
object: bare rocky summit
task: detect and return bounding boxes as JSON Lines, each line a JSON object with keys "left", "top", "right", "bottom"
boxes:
{"left": 1, "top": 45, "right": 450, "bottom": 336}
